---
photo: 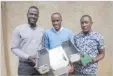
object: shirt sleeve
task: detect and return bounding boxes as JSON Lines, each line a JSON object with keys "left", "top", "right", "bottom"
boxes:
{"left": 43, "top": 32, "right": 50, "bottom": 49}
{"left": 37, "top": 30, "right": 45, "bottom": 50}
{"left": 11, "top": 27, "right": 29, "bottom": 59}
{"left": 68, "top": 30, "right": 74, "bottom": 43}
{"left": 41, "top": 35, "right": 45, "bottom": 48}
{"left": 97, "top": 35, "right": 104, "bottom": 51}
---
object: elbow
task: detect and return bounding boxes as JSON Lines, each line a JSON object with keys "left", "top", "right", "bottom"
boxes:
{"left": 99, "top": 49, "right": 105, "bottom": 60}
{"left": 11, "top": 47, "right": 17, "bottom": 54}
{"left": 100, "top": 51, "right": 105, "bottom": 61}
{"left": 102, "top": 50, "right": 105, "bottom": 59}
{"left": 11, "top": 47, "right": 13, "bottom": 52}
{"left": 102, "top": 52, "right": 105, "bottom": 59}
{"left": 11, "top": 48, "right": 15, "bottom": 53}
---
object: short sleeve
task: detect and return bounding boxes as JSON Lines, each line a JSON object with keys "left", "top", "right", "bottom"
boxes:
{"left": 97, "top": 35, "right": 104, "bottom": 51}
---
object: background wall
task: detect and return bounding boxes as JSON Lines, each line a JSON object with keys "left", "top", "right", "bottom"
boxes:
{"left": 1, "top": 1, "right": 113, "bottom": 76}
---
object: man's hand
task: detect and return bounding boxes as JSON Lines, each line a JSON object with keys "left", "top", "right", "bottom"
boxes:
{"left": 28, "top": 55, "right": 36, "bottom": 64}
{"left": 80, "top": 54, "right": 93, "bottom": 66}
{"left": 92, "top": 49, "right": 105, "bottom": 63}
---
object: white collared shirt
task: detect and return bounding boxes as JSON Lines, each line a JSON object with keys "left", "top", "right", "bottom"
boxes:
{"left": 52, "top": 27, "right": 63, "bottom": 33}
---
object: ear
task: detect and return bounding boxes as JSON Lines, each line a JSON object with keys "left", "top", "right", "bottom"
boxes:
{"left": 60, "top": 18, "right": 62, "bottom": 21}
{"left": 27, "top": 13, "right": 28, "bottom": 16}
{"left": 91, "top": 22, "right": 93, "bottom": 26}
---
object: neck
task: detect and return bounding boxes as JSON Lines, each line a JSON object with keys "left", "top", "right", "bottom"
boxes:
{"left": 55, "top": 26, "right": 62, "bottom": 32}
{"left": 55, "top": 28, "right": 60, "bottom": 32}
{"left": 83, "top": 29, "right": 92, "bottom": 34}
{"left": 29, "top": 23, "right": 37, "bottom": 28}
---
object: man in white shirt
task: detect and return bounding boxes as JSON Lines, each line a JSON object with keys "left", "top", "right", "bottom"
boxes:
{"left": 11, "top": 6, "right": 44, "bottom": 76}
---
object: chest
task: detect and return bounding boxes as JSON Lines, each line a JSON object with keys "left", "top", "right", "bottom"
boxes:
{"left": 20, "top": 28, "right": 43, "bottom": 42}
{"left": 49, "top": 32, "right": 69, "bottom": 43}
{"left": 75, "top": 36, "right": 98, "bottom": 50}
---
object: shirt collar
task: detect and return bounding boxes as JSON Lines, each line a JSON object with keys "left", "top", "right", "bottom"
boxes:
{"left": 28, "top": 23, "right": 38, "bottom": 30}
{"left": 81, "top": 30, "right": 93, "bottom": 36}
{"left": 52, "top": 27, "right": 63, "bottom": 33}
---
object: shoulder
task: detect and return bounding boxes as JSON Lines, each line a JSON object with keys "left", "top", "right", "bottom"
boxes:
{"left": 44, "top": 28, "right": 53, "bottom": 36}
{"left": 91, "top": 31, "right": 104, "bottom": 40}
{"left": 37, "top": 26, "right": 45, "bottom": 32}
{"left": 74, "top": 32, "right": 82, "bottom": 38}
{"left": 63, "top": 27, "right": 73, "bottom": 34}
{"left": 63, "top": 28, "right": 72, "bottom": 32}
{"left": 13, "top": 24, "right": 27, "bottom": 32}
{"left": 45, "top": 28, "right": 53, "bottom": 33}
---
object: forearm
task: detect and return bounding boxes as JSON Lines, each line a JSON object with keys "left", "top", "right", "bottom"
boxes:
{"left": 11, "top": 48, "right": 29, "bottom": 59}
{"left": 93, "top": 54, "right": 104, "bottom": 63}
{"left": 93, "top": 50, "right": 105, "bottom": 63}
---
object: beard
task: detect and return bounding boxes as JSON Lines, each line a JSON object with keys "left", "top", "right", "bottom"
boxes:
{"left": 30, "top": 23, "right": 36, "bottom": 28}
{"left": 28, "top": 19, "right": 37, "bottom": 28}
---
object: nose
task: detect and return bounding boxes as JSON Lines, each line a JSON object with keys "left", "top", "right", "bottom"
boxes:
{"left": 30, "top": 13, "right": 36, "bottom": 18}
{"left": 31, "top": 14, "right": 35, "bottom": 18}
{"left": 82, "top": 23, "right": 87, "bottom": 27}
{"left": 54, "top": 21, "right": 58, "bottom": 25}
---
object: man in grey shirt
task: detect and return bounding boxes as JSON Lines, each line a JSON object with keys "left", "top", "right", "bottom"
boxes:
{"left": 11, "top": 6, "right": 44, "bottom": 76}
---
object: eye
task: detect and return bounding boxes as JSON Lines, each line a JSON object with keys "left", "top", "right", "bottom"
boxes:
{"left": 34, "top": 14, "right": 38, "bottom": 16}
{"left": 57, "top": 20, "right": 60, "bottom": 22}
{"left": 29, "top": 13, "right": 38, "bottom": 17}
{"left": 52, "top": 20, "right": 59, "bottom": 22}
{"left": 85, "top": 21, "right": 88, "bottom": 24}
{"left": 29, "top": 13, "right": 33, "bottom": 15}
{"left": 81, "top": 22, "right": 84, "bottom": 24}
{"left": 52, "top": 20, "right": 55, "bottom": 22}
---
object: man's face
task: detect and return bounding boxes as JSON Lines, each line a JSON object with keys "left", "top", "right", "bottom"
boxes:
{"left": 27, "top": 8, "right": 39, "bottom": 25}
{"left": 51, "top": 14, "right": 62, "bottom": 31}
{"left": 80, "top": 17, "right": 92, "bottom": 33}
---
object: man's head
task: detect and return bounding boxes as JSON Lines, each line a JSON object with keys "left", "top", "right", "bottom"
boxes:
{"left": 80, "top": 15, "right": 93, "bottom": 34}
{"left": 51, "top": 12, "right": 62, "bottom": 31}
{"left": 27, "top": 6, "right": 39, "bottom": 27}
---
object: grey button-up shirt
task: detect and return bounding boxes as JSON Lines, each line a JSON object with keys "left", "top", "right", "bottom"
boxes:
{"left": 11, "top": 24, "right": 44, "bottom": 61}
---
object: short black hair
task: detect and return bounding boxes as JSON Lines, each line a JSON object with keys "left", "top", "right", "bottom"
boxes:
{"left": 80, "top": 15, "right": 92, "bottom": 22}
{"left": 51, "top": 12, "right": 62, "bottom": 20}
{"left": 28, "top": 6, "right": 39, "bottom": 13}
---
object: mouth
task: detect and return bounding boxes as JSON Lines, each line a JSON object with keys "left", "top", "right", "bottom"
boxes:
{"left": 31, "top": 19, "right": 36, "bottom": 22}
{"left": 82, "top": 27, "right": 88, "bottom": 31}
{"left": 54, "top": 25, "right": 59, "bottom": 29}
{"left": 29, "top": 18, "right": 37, "bottom": 23}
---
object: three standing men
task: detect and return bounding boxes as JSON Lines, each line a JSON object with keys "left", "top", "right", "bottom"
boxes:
{"left": 11, "top": 6, "right": 105, "bottom": 76}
